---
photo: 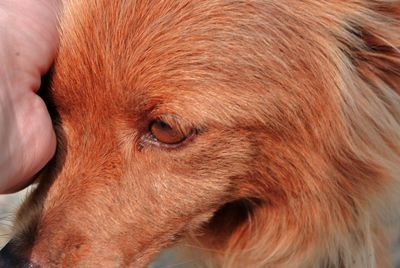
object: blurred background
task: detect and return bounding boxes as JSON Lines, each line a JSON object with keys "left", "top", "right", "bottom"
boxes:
{"left": 0, "top": 190, "right": 28, "bottom": 248}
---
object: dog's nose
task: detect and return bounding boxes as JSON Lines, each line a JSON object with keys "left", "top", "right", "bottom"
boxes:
{"left": 0, "top": 241, "right": 35, "bottom": 268}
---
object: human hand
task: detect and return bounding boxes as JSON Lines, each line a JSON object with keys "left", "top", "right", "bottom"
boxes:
{"left": 0, "top": 0, "right": 62, "bottom": 193}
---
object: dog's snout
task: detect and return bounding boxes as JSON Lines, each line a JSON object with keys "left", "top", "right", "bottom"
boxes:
{"left": 0, "top": 241, "right": 36, "bottom": 268}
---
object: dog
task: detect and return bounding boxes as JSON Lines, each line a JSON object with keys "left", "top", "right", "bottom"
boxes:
{"left": 0, "top": 0, "right": 399, "bottom": 267}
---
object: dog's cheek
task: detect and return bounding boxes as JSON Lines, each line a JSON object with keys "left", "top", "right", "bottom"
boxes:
{"left": 161, "top": 128, "right": 260, "bottom": 231}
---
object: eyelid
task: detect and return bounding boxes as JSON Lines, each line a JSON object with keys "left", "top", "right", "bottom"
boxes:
{"left": 151, "top": 115, "right": 192, "bottom": 137}
{"left": 139, "top": 119, "right": 198, "bottom": 150}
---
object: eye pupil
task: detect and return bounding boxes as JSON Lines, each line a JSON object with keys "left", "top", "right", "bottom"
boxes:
{"left": 158, "top": 121, "right": 171, "bottom": 130}
{"left": 150, "top": 120, "right": 186, "bottom": 145}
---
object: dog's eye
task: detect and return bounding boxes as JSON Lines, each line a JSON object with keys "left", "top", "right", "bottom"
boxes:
{"left": 150, "top": 120, "right": 187, "bottom": 145}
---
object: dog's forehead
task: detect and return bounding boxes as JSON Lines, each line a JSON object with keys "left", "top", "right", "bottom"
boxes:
{"left": 51, "top": 0, "right": 338, "bottom": 127}
{"left": 51, "top": 2, "right": 248, "bottom": 124}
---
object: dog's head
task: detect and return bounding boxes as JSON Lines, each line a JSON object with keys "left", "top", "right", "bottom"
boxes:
{"left": 2, "top": 1, "right": 399, "bottom": 267}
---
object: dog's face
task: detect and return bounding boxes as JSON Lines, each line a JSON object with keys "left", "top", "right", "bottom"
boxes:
{"left": 2, "top": 1, "right": 399, "bottom": 267}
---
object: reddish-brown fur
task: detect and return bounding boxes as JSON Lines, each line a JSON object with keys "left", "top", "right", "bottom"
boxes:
{"left": 3, "top": 0, "right": 400, "bottom": 267}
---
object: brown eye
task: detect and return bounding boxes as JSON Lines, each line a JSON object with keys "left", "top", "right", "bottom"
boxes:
{"left": 150, "top": 120, "right": 187, "bottom": 145}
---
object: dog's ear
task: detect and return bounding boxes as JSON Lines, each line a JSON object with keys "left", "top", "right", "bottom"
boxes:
{"left": 342, "top": 2, "right": 400, "bottom": 94}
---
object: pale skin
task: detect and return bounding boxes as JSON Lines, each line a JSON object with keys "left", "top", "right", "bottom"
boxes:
{"left": 0, "top": 0, "right": 61, "bottom": 193}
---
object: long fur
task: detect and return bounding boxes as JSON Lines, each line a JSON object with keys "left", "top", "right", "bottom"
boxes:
{"left": 2, "top": 1, "right": 399, "bottom": 267}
